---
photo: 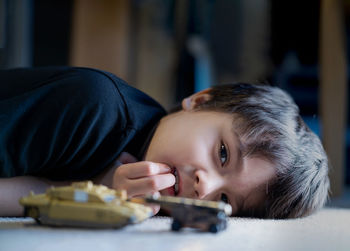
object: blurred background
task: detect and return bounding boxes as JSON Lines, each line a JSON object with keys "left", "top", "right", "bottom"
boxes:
{"left": 0, "top": 0, "right": 349, "bottom": 204}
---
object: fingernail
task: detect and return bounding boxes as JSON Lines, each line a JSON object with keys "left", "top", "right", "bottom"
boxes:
{"left": 160, "top": 165, "right": 172, "bottom": 173}
{"left": 152, "top": 191, "right": 161, "bottom": 196}
{"left": 170, "top": 174, "right": 176, "bottom": 185}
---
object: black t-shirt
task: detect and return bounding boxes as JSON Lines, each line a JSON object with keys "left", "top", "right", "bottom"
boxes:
{"left": 0, "top": 67, "right": 166, "bottom": 180}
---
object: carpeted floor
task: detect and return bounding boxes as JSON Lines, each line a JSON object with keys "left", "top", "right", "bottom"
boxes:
{"left": 0, "top": 207, "right": 349, "bottom": 251}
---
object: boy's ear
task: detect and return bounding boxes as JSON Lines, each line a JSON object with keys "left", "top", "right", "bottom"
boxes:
{"left": 181, "top": 88, "right": 212, "bottom": 111}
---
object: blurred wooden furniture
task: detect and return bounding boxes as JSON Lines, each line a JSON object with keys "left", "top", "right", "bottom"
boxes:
{"left": 70, "top": 0, "right": 130, "bottom": 80}
{"left": 69, "top": 0, "right": 175, "bottom": 109}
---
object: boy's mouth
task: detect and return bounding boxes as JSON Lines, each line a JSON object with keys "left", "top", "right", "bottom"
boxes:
{"left": 172, "top": 167, "right": 180, "bottom": 196}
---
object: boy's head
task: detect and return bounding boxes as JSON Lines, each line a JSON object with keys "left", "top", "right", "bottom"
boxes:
{"left": 144, "top": 83, "right": 329, "bottom": 218}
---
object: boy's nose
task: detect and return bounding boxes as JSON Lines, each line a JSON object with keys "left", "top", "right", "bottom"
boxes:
{"left": 194, "top": 169, "right": 219, "bottom": 199}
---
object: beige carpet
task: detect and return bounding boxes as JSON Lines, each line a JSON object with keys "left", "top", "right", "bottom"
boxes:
{"left": 0, "top": 208, "right": 349, "bottom": 251}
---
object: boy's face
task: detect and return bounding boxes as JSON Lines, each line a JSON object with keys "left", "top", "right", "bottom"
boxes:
{"left": 144, "top": 91, "right": 276, "bottom": 215}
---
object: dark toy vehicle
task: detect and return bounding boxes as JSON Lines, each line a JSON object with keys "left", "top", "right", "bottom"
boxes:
{"left": 144, "top": 194, "right": 232, "bottom": 233}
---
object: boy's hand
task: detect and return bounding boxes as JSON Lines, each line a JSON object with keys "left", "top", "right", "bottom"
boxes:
{"left": 111, "top": 152, "right": 175, "bottom": 215}
{"left": 112, "top": 152, "right": 175, "bottom": 197}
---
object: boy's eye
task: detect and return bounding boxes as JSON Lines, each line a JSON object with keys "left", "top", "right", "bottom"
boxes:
{"left": 220, "top": 193, "right": 228, "bottom": 203}
{"left": 219, "top": 143, "right": 228, "bottom": 166}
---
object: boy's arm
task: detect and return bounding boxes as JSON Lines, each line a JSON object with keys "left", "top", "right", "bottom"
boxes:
{"left": 0, "top": 156, "right": 123, "bottom": 217}
{"left": 0, "top": 152, "right": 173, "bottom": 217}
{"left": 0, "top": 176, "right": 71, "bottom": 216}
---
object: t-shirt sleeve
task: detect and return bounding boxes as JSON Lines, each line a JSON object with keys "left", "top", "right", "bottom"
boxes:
{"left": 0, "top": 67, "right": 166, "bottom": 180}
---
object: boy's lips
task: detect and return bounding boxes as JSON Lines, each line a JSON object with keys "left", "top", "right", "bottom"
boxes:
{"left": 170, "top": 167, "right": 180, "bottom": 196}
{"left": 162, "top": 166, "right": 181, "bottom": 196}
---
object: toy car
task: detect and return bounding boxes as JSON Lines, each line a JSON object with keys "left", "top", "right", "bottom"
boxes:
{"left": 19, "top": 181, "right": 153, "bottom": 228}
{"left": 144, "top": 194, "right": 232, "bottom": 233}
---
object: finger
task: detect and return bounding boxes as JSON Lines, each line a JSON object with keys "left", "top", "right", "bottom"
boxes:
{"left": 148, "top": 204, "right": 160, "bottom": 215}
{"left": 127, "top": 173, "right": 175, "bottom": 197}
{"left": 131, "top": 192, "right": 161, "bottom": 215}
{"left": 118, "top": 152, "right": 138, "bottom": 164}
{"left": 145, "top": 191, "right": 160, "bottom": 215}
{"left": 122, "top": 162, "right": 172, "bottom": 179}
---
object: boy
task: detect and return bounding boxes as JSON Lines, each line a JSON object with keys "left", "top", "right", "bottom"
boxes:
{"left": 0, "top": 67, "right": 329, "bottom": 218}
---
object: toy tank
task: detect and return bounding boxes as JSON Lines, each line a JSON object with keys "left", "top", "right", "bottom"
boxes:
{"left": 19, "top": 181, "right": 152, "bottom": 228}
{"left": 143, "top": 194, "right": 232, "bottom": 233}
